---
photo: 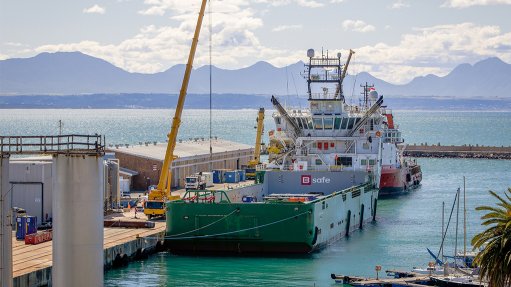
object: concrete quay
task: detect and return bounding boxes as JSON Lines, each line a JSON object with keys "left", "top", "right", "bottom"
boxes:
{"left": 12, "top": 212, "right": 165, "bottom": 287}
{"left": 401, "top": 143, "right": 511, "bottom": 159}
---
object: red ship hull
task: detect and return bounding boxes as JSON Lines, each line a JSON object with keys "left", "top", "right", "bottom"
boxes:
{"left": 379, "top": 161, "right": 422, "bottom": 196}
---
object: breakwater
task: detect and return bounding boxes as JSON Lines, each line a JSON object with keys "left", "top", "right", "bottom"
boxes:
{"left": 401, "top": 143, "right": 511, "bottom": 159}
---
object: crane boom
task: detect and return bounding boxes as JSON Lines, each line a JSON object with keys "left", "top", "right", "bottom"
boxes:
{"left": 340, "top": 49, "right": 355, "bottom": 86}
{"left": 250, "top": 108, "right": 265, "bottom": 165}
{"left": 271, "top": 96, "right": 301, "bottom": 140}
{"left": 156, "top": 0, "right": 208, "bottom": 194}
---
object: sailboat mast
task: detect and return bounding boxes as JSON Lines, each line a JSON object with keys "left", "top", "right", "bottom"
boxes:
{"left": 463, "top": 176, "right": 467, "bottom": 261}
{"left": 455, "top": 187, "right": 460, "bottom": 268}
{"left": 442, "top": 201, "right": 445, "bottom": 263}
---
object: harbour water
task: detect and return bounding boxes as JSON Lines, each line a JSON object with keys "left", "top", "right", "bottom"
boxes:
{"left": 1, "top": 109, "right": 510, "bottom": 286}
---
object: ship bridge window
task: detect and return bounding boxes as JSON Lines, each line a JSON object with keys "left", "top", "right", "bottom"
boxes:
{"left": 341, "top": 118, "right": 348, "bottom": 129}
{"left": 334, "top": 117, "right": 342, "bottom": 129}
{"left": 369, "top": 159, "right": 376, "bottom": 165}
{"left": 324, "top": 118, "right": 333, "bottom": 130}
{"left": 295, "top": 117, "right": 303, "bottom": 129}
{"left": 306, "top": 118, "right": 313, "bottom": 129}
{"left": 361, "top": 159, "right": 367, "bottom": 165}
{"left": 347, "top": 118, "right": 356, "bottom": 129}
{"left": 313, "top": 118, "right": 323, "bottom": 130}
{"left": 339, "top": 157, "right": 352, "bottom": 167}
{"left": 300, "top": 118, "right": 309, "bottom": 130}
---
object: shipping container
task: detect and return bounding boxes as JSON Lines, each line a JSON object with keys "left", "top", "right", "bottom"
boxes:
{"left": 25, "top": 230, "right": 53, "bottom": 245}
{"left": 26, "top": 216, "right": 37, "bottom": 235}
{"left": 16, "top": 216, "right": 27, "bottom": 240}
{"left": 224, "top": 171, "right": 239, "bottom": 183}
{"left": 212, "top": 170, "right": 221, "bottom": 183}
{"left": 236, "top": 170, "right": 246, "bottom": 181}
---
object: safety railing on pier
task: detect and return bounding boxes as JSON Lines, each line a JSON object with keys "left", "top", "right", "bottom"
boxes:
{"left": 0, "top": 134, "right": 105, "bottom": 156}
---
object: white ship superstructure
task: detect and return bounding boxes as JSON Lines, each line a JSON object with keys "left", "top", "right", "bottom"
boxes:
{"left": 268, "top": 49, "right": 391, "bottom": 188}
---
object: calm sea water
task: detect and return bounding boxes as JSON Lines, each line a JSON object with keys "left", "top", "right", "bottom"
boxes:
{"left": 1, "top": 109, "right": 510, "bottom": 286}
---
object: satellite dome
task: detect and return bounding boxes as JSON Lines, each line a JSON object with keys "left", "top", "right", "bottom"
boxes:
{"left": 307, "top": 49, "right": 315, "bottom": 58}
{"left": 369, "top": 90, "right": 378, "bottom": 100}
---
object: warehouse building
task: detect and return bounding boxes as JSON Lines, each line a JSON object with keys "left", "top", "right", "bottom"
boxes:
{"left": 8, "top": 154, "right": 125, "bottom": 226}
{"left": 8, "top": 156, "right": 53, "bottom": 226}
{"left": 112, "top": 138, "right": 253, "bottom": 190}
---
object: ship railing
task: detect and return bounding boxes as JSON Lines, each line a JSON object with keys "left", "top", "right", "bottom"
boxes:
{"left": 0, "top": 134, "right": 105, "bottom": 156}
{"left": 344, "top": 105, "right": 369, "bottom": 114}
{"left": 281, "top": 164, "right": 344, "bottom": 172}
{"left": 308, "top": 93, "right": 342, "bottom": 100}
{"left": 308, "top": 58, "right": 341, "bottom": 66}
{"left": 381, "top": 108, "right": 392, "bottom": 115}
{"left": 309, "top": 74, "right": 339, "bottom": 81}
{"left": 255, "top": 163, "right": 266, "bottom": 171}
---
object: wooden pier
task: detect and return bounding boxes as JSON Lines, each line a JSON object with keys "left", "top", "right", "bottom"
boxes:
{"left": 331, "top": 271, "right": 431, "bottom": 287}
{"left": 401, "top": 144, "right": 511, "bottom": 159}
{"left": 12, "top": 218, "right": 165, "bottom": 287}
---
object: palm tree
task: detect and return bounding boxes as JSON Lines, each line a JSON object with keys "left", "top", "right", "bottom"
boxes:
{"left": 471, "top": 188, "right": 511, "bottom": 287}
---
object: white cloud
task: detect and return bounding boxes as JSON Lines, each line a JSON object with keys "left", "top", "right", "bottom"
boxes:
{"left": 26, "top": 22, "right": 511, "bottom": 84}
{"left": 272, "top": 24, "right": 302, "bottom": 32}
{"left": 342, "top": 20, "right": 375, "bottom": 33}
{"left": 296, "top": 0, "right": 324, "bottom": 7}
{"left": 353, "top": 23, "right": 511, "bottom": 83}
{"left": 83, "top": 4, "right": 106, "bottom": 14}
{"left": 254, "top": 0, "right": 325, "bottom": 7}
{"left": 391, "top": 0, "right": 410, "bottom": 9}
{"left": 442, "top": 0, "right": 511, "bottom": 7}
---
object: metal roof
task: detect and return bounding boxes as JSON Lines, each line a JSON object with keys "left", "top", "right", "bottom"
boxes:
{"left": 119, "top": 167, "right": 139, "bottom": 176}
{"left": 110, "top": 139, "right": 252, "bottom": 161}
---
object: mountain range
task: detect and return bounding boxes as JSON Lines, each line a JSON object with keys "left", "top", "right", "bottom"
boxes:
{"left": 0, "top": 52, "right": 510, "bottom": 99}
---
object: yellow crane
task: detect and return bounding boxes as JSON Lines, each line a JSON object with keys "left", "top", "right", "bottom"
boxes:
{"left": 245, "top": 108, "right": 264, "bottom": 179}
{"left": 144, "top": 0, "right": 208, "bottom": 219}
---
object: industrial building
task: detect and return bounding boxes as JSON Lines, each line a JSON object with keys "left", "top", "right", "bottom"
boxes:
{"left": 9, "top": 157, "right": 53, "bottom": 226}
{"left": 8, "top": 154, "right": 123, "bottom": 226}
{"left": 112, "top": 138, "right": 253, "bottom": 190}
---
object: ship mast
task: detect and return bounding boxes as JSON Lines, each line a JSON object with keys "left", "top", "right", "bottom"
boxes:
{"left": 306, "top": 48, "right": 344, "bottom": 101}
{"left": 360, "top": 82, "right": 375, "bottom": 108}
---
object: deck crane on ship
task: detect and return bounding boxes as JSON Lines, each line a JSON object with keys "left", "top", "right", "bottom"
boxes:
{"left": 143, "top": 0, "right": 208, "bottom": 219}
{"left": 245, "top": 108, "right": 265, "bottom": 179}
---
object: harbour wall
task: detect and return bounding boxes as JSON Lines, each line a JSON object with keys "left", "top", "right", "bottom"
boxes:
{"left": 401, "top": 144, "right": 511, "bottom": 159}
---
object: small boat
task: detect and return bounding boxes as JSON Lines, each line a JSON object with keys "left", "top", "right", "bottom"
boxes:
{"left": 330, "top": 273, "right": 366, "bottom": 284}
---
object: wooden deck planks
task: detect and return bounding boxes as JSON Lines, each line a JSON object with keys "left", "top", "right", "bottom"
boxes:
{"left": 12, "top": 221, "right": 166, "bottom": 278}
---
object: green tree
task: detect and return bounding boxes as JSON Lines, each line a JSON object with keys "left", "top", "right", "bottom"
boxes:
{"left": 471, "top": 188, "right": 511, "bottom": 287}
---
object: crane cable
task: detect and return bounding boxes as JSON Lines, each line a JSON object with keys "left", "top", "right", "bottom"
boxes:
{"left": 208, "top": 0, "right": 213, "bottom": 168}
{"left": 165, "top": 208, "right": 239, "bottom": 238}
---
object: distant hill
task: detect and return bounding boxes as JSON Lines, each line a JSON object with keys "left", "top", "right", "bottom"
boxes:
{"left": 0, "top": 52, "right": 510, "bottom": 98}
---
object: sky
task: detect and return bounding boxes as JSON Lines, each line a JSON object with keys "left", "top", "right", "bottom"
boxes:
{"left": 1, "top": 0, "right": 510, "bottom": 84}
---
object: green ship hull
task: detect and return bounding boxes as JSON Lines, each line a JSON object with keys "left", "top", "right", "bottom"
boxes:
{"left": 165, "top": 199, "right": 316, "bottom": 254}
